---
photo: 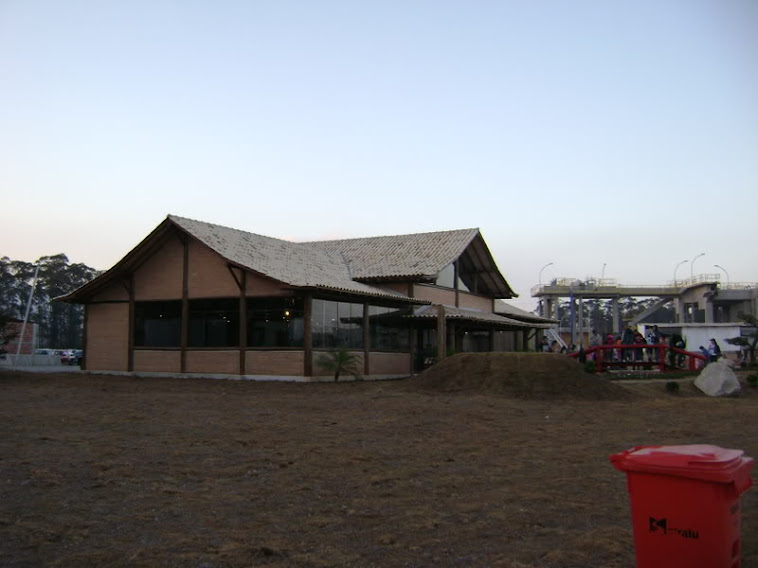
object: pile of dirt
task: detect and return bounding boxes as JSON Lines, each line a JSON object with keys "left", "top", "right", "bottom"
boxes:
{"left": 406, "top": 352, "right": 635, "bottom": 400}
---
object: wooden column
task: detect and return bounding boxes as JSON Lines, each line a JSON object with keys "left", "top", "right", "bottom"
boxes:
{"left": 81, "top": 304, "right": 89, "bottom": 370}
{"left": 180, "top": 236, "right": 189, "bottom": 374}
{"left": 239, "top": 271, "right": 247, "bottom": 376}
{"left": 303, "top": 294, "right": 313, "bottom": 376}
{"left": 437, "top": 306, "right": 446, "bottom": 361}
{"left": 363, "top": 302, "right": 370, "bottom": 376}
{"left": 454, "top": 260, "right": 460, "bottom": 307}
{"left": 127, "top": 274, "right": 135, "bottom": 372}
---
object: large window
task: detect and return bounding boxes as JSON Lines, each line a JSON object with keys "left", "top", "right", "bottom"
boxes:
{"left": 134, "top": 301, "right": 182, "bottom": 347}
{"left": 248, "top": 298, "right": 304, "bottom": 347}
{"left": 369, "top": 306, "right": 410, "bottom": 351}
{"left": 189, "top": 299, "right": 239, "bottom": 347}
{"left": 311, "top": 299, "right": 363, "bottom": 349}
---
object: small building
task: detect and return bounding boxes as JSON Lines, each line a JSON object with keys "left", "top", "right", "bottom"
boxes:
{"left": 60, "top": 215, "right": 551, "bottom": 380}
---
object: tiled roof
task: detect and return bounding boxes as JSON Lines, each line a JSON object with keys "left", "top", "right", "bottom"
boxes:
{"left": 169, "top": 215, "right": 408, "bottom": 300}
{"left": 494, "top": 300, "right": 557, "bottom": 324}
{"left": 308, "top": 229, "right": 479, "bottom": 280}
{"left": 412, "top": 305, "right": 551, "bottom": 328}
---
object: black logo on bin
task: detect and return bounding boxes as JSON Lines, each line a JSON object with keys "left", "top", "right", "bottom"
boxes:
{"left": 649, "top": 517, "right": 699, "bottom": 539}
{"left": 649, "top": 517, "right": 667, "bottom": 534}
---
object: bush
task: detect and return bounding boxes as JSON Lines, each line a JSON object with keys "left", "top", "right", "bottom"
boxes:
{"left": 584, "top": 360, "right": 596, "bottom": 374}
{"left": 747, "top": 374, "right": 758, "bottom": 388}
{"left": 665, "top": 381, "right": 680, "bottom": 394}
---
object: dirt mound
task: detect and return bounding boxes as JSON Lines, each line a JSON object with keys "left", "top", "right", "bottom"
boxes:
{"left": 406, "top": 352, "right": 634, "bottom": 400}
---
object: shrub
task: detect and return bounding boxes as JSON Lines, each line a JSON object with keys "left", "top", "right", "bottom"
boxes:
{"left": 747, "top": 374, "right": 758, "bottom": 388}
{"left": 584, "top": 360, "right": 596, "bottom": 374}
{"left": 665, "top": 381, "right": 680, "bottom": 394}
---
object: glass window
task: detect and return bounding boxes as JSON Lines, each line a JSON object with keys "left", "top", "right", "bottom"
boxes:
{"left": 189, "top": 299, "right": 239, "bottom": 347}
{"left": 134, "top": 301, "right": 182, "bottom": 347}
{"left": 434, "top": 262, "right": 470, "bottom": 292}
{"left": 369, "top": 305, "right": 410, "bottom": 351}
{"left": 311, "top": 299, "right": 363, "bottom": 349}
{"left": 248, "top": 297, "right": 304, "bottom": 347}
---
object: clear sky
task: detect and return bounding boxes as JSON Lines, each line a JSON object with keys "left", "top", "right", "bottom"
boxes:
{"left": 2, "top": 0, "right": 756, "bottom": 311}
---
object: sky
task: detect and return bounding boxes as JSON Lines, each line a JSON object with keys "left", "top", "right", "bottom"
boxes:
{"left": 1, "top": 0, "right": 756, "bottom": 311}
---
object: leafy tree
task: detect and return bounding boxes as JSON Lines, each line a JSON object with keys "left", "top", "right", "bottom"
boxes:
{"left": 725, "top": 314, "right": 758, "bottom": 365}
{"left": 316, "top": 349, "right": 362, "bottom": 381}
{"left": 0, "top": 254, "right": 100, "bottom": 349}
{"left": 0, "top": 311, "right": 18, "bottom": 355}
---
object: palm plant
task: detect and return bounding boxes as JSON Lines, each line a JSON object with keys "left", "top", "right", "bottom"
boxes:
{"left": 316, "top": 349, "right": 362, "bottom": 382}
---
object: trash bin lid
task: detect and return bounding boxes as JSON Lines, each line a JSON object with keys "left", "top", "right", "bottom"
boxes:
{"left": 610, "top": 444, "right": 754, "bottom": 487}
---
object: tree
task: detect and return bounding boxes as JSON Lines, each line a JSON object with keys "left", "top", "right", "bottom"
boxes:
{"left": 316, "top": 349, "right": 362, "bottom": 381}
{"left": 0, "top": 311, "right": 18, "bottom": 355}
{"left": 0, "top": 254, "right": 100, "bottom": 349}
{"left": 725, "top": 314, "right": 758, "bottom": 365}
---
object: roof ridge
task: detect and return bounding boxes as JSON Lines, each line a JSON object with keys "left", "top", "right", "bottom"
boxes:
{"left": 304, "top": 227, "right": 479, "bottom": 245}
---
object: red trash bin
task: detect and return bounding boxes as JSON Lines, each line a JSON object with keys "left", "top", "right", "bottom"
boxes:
{"left": 610, "top": 444, "right": 753, "bottom": 568}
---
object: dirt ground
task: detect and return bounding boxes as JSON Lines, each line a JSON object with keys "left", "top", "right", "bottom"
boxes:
{"left": 1, "top": 353, "right": 757, "bottom": 567}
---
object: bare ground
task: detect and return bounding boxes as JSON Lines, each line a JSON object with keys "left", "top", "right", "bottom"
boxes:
{"left": 1, "top": 353, "right": 756, "bottom": 567}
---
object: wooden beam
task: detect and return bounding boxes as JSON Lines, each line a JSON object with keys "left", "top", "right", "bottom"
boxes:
{"left": 303, "top": 294, "right": 312, "bottom": 376}
{"left": 363, "top": 302, "right": 370, "bottom": 376}
{"left": 239, "top": 271, "right": 247, "bottom": 376}
{"left": 180, "top": 236, "right": 189, "bottom": 373}
{"left": 437, "top": 306, "right": 446, "bottom": 361}
{"left": 127, "top": 273, "right": 135, "bottom": 372}
{"left": 454, "top": 260, "right": 460, "bottom": 308}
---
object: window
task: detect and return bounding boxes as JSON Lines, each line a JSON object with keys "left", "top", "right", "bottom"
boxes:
{"left": 369, "top": 306, "right": 410, "bottom": 351}
{"left": 134, "top": 301, "right": 181, "bottom": 347}
{"left": 248, "top": 297, "right": 304, "bottom": 347}
{"left": 311, "top": 299, "right": 363, "bottom": 349}
{"left": 189, "top": 299, "right": 239, "bottom": 347}
{"left": 434, "top": 262, "right": 470, "bottom": 292}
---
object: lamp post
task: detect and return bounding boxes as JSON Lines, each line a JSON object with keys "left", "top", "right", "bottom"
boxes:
{"left": 538, "top": 262, "right": 554, "bottom": 318}
{"left": 714, "top": 264, "right": 730, "bottom": 288}
{"left": 601, "top": 262, "right": 606, "bottom": 280}
{"left": 538, "top": 262, "right": 554, "bottom": 286}
{"left": 673, "top": 259, "right": 688, "bottom": 287}
{"left": 690, "top": 252, "right": 705, "bottom": 279}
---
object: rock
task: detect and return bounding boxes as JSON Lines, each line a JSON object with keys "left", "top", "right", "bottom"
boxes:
{"left": 694, "top": 361, "right": 741, "bottom": 397}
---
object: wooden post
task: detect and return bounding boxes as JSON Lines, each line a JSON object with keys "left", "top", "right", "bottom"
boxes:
{"left": 239, "top": 271, "right": 247, "bottom": 376}
{"left": 180, "top": 237, "right": 189, "bottom": 373}
{"left": 303, "top": 294, "right": 312, "bottom": 376}
{"left": 437, "top": 306, "right": 446, "bottom": 361}
{"left": 127, "top": 274, "right": 135, "bottom": 372}
{"left": 363, "top": 302, "right": 370, "bottom": 376}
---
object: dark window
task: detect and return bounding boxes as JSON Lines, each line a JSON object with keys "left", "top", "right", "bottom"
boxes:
{"left": 369, "top": 305, "right": 410, "bottom": 351}
{"left": 134, "top": 301, "right": 182, "bottom": 347}
{"left": 248, "top": 297, "right": 304, "bottom": 347}
{"left": 189, "top": 299, "right": 239, "bottom": 347}
{"left": 311, "top": 299, "right": 363, "bottom": 349}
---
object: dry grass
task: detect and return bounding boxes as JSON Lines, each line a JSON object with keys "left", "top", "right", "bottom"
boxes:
{"left": 1, "top": 354, "right": 757, "bottom": 567}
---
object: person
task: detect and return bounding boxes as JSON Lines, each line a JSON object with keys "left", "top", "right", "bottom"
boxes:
{"left": 540, "top": 337, "right": 550, "bottom": 352}
{"left": 622, "top": 326, "right": 635, "bottom": 361}
{"left": 708, "top": 338, "right": 722, "bottom": 362}
{"left": 633, "top": 331, "right": 646, "bottom": 362}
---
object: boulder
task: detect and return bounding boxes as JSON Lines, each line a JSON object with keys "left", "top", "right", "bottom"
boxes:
{"left": 694, "top": 361, "right": 741, "bottom": 397}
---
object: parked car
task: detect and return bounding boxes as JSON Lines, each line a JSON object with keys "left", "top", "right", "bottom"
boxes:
{"left": 59, "top": 350, "right": 79, "bottom": 365}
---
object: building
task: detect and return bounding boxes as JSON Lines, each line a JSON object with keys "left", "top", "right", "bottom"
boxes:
{"left": 60, "top": 215, "right": 552, "bottom": 380}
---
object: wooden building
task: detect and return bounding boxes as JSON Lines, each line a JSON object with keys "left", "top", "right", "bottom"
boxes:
{"left": 60, "top": 215, "right": 552, "bottom": 380}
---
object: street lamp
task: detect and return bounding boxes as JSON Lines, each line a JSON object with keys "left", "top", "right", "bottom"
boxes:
{"left": 673, "top": 259, "right": 688, "bottom": 287}
{"left": 714, "top": 264, "right": 730, "bottom": 288}
{"left": 690, "top": 252, "right": 705, "bottom": 278}
{"left": 538, "top": 262, "right": 554, "bottom": 286}
{"left": 601, "top": 262, "right": 606, "bottom": 280}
